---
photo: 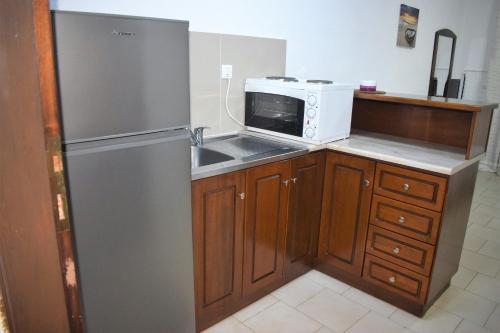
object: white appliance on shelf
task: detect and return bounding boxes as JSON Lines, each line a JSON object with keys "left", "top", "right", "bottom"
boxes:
{"left": 244, "top": 77, "right": 354, "bottom": 144}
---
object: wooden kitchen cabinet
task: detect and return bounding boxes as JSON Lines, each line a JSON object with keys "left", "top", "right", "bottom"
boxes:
{"left": 192, "top": 152, "right": 326, "bottom": 330}
{"left": 242, "top": 160, "right": 290, "bottom": 297}
{"left": 314, "top": 149, "right": 479, "bottom": 316}
{"left": 191, "top": 171, "right": 246, "bottom": 330}
{"left": 317, "top": 151, "right": 375, "bottom": 276}
{"left": 285, "top": 151, "right": 325, "bottom": 280}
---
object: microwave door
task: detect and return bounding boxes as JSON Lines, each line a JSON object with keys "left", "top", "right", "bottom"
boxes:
{"left": 245, "top": 92, "right": 304, "bottom": 136}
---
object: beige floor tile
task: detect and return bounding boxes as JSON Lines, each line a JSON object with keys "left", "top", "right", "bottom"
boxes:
{"left": 479, "top": 188, "right": 500, "bottom": 197}
{"left": 454, "top": 320, "right": 496, "bottom": 333}
{"left": 451, "top": 266, "right": 477, "bottom": 289}
{"left": 471, "top": 202, "right": 481, "bottom": 211}
{"left": 468, "top": 225, "right": 500, "bottom": 242}
{"left": 297, "top": 289, "right": 369, "bottom": 332}
{"left": 244, "top": 302, "right": 321, "bottom": 333}
{"left": 459, "top": 250, "right": 500, "bottom": 276}
{"left": 476, "top": 195, "right": 500, "bottom": 208}
{"left": 271, "top": 276, "right": 323, "bottom": 307}
{"left": 314, "top": 327, "right": 335, "bottom": 333}
{"left": 476, "top": 205, "right": 500, "bottom": 218}
{"left": 234, "top": 295, "right": 279, "bottom": 322}
{"left": 468, "top": 211, "right": 494, "bottom": 226}
{"left": 346, "top": 312, "right": 406, "bottom": 333}
{"left": 467, "top": 274, "right": 500, "bottom": 303}
{"left": 488, "top": 218, "right": 500, "bottom": 231}
{"left": 409, "top": 306, "right": 462, "bottom": 333}
{"left": 390, "top": 309, "right": 419, "bottom": 328}
{"left": 463, "top": 233, "right": 488, "bottom": 251}
{"left": 202, "top": 317, "right": 253, "bottom": 333}
{"left": 343, "top": 288, "right": 397, "bottom": 317}
{"left": 485, "top": 305, "right": 500, "bottom": 333}
{"left": 479, "top": 240, "right": 500, "bottom": 259}
{"left": 303, "top": 270, "right": 351, "bottom": 294}
{"left": 433, "top": 286, "right": 496, "bottom": 325}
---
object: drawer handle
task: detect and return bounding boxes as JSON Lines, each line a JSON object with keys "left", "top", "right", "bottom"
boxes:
{"left": 388, "top": 276, "right": 396, "bottom": 284}
{"left": 392, "top": 247, "right": 400, "bottom": 254}
{"left": 291, "top": 177, "right": 298, "bottom": 184}
{"left": 283, "top": 179, "right": 290, "bottom": 186}
{"left": 402, "top": 183, "right": 410, "bottom": 191}
{"left": 398, "top": 216, "right": 406, "bottom": 223}
{"left": 363, "top": 179, "right": 370, "bottom": 187}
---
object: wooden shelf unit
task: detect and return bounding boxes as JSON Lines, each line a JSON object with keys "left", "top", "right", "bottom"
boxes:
{"left": 352, "top": 92, "right": 498, "bottom": 159}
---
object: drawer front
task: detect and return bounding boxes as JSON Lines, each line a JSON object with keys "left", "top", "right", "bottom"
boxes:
{"left": 363, "top": 254, "right": 429, "bottom": 304}
{"left": 374, "top": 163, "right": 447, "bottom": 211}
{"left": 366, "top": 226, "right": 435, "bottom": 275}
{"left": 370, "top": 195, "right": 441, "bottom": 244}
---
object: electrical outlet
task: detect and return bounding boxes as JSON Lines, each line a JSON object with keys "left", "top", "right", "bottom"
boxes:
{"left": 221, "top": 64, "right": 233, "bottom": 79}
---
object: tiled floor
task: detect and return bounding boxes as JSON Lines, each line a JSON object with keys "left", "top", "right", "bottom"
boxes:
{"left": 203, "top": 172, "right": 500, "bottom": 333}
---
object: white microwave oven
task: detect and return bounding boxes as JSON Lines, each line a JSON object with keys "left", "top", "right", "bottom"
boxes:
{"left": 244, "top": 77, "right": 354, "bottom": 144}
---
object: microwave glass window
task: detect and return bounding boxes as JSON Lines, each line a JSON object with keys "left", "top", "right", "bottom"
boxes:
{"left": 245, "top": 92, "right": 304, "bottom": 137}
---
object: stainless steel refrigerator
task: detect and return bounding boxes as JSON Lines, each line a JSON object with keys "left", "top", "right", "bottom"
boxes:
{"left": 52, "top": 11, "right": 195, "bottom": 333}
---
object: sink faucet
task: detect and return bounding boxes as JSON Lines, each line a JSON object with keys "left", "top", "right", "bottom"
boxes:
{"left": 189, "top": 127, "right": 209, "bottom": 146}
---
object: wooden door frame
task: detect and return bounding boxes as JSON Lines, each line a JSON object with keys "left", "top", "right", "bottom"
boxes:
{"left": 0, "top": 1, "right": 82, "bottom": 332}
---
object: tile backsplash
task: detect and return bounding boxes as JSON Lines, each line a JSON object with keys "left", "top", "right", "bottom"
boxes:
{"left": 189, "top": 32, "right": 286, "bottom": 136}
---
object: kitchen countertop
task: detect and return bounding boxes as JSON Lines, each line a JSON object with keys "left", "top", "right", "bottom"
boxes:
{"left": 326, "top": 131, "right": 482, "bottom": 175}
{"left": 192, "top": 130, "right": 481, "bottom": 179}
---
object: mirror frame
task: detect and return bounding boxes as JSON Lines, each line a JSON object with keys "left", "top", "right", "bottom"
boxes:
{"left": 428, "top": 29, "right": 457, "bottom": 97}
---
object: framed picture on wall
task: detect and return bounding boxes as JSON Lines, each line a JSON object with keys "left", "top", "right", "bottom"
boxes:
{"left": 397, "top": 4, "right": 419, "bottom": 48}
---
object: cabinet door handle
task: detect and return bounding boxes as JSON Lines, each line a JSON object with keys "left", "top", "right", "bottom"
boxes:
{"left": 388, "top": 276, "right": 396, "bottom": 284}
{"left": 239, "top": 192, "right": 245, "bottom": 200}
{"left": 283, "top": 179, "right": 290, "bottom": 186}
{"left": 291, "top": 177, "right": 298, "bottom": 184}
{"left": 392, "top": 247, "right": 400, "bottom": 254}
{"left": 363, "top": 179, "right": 370, "bottom": 187}
{"left": 402, "top": 183, "right": 410, "bottom": 191}
{"left": 398, "top": 216, "right": 406, "bottom": 224}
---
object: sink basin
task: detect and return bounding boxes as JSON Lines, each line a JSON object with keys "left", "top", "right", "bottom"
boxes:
{"left": 203, "top": 135, "right": 294, "bottom": 160}
{"left": 191, "top": 146, "right": 234, "bottom": 168}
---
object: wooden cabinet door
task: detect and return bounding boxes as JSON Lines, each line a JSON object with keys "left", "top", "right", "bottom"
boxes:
{"left": 318, "top": 152, "right": 375, "bottom": 276}
{"left": 285, "top": 152, "right": 326, "bottom": 280}
{"left": 192, "top": 171, "right": 246, "bottom": 330}
{"left": 243, "top": 160, "right": 290, "bottom": 296}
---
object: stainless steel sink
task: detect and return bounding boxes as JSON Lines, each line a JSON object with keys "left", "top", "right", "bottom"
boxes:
{"left": 191, "top": 146, "right": 234, "bottom": 168}
{"left": 203, "top": 136, "right": 291, "bottom": 160}
{"left": 191, "top": 133, "right": 310, "bottom": 180}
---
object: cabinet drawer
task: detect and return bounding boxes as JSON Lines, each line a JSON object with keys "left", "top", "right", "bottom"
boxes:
{"left": 366, "top": 225, "right": 435, "bottom": 275}
{"left": 374, "top": 163, "right": 447, "bottom": 211}
{"left": 370, "top": 195, "right": 441, "bottom": 244}
{"left": 363, "top": 254, "right": 429, "bottom": 304}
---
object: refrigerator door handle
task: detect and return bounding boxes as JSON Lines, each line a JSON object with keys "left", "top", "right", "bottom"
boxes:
{"left": 64, "top": 130, "right": 190, "bottom": 157}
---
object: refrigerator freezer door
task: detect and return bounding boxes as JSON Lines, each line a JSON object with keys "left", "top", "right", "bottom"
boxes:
{"left": 52, "top": 12, "right": 190, "bottom": 142}
{"left": 64, "top": 133, "right": 195, "bottom": 333}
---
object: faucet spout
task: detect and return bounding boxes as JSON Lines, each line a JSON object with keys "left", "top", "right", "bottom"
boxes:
{"left": 189, "top": 127, "right": 209, "bottom": 146}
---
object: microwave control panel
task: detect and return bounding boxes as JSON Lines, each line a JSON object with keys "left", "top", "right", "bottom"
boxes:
{"left": 304, "top": 92, "right": 319, "bottom": 139}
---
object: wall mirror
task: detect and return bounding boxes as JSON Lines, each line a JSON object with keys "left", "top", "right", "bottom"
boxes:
{"left": 428, "top": 29, "right": 457, "bottom": 97}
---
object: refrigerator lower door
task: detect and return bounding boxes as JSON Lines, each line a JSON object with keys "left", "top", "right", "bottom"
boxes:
{"left": 64, "top": 132, "right": 195, "bottom": 333}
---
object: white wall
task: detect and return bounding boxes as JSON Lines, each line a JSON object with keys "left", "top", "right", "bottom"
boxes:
{"left": 50, "top": 0, "right": 497, "bottom": 95}
{"left": 482, "top": 5, "right": 500, "bottom": 172}
{"left": 460, "top": 0, "right": 499, "bottom": 100}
